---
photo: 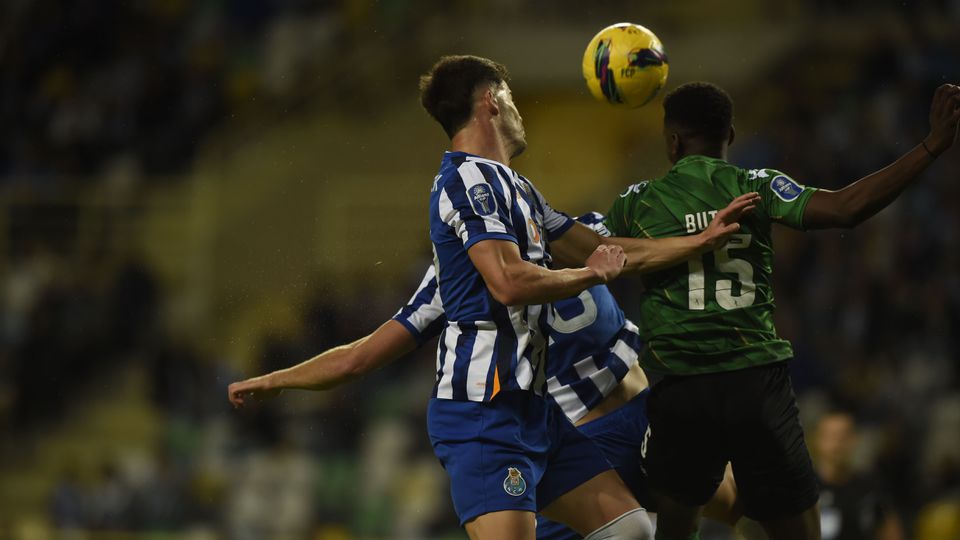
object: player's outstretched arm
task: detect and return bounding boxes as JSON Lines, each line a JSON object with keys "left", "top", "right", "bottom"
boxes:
{"left": 468, "top": 239, "right": 625, "bottom": 306}
{"left": 604, "top": 192, "right": 760, "bottom": 273}
{"left": 802, "top": 83, "right": 960, "bottom": 229}
{"left": 550, "top": 193, "right": 758, "bottom": 273}
{"left": 227, "top": 320, "right": 417, "bottom": 408}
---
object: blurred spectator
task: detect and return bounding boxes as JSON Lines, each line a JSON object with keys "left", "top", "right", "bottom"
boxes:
{"left": 226, "top": 437, "right": 316, "bottom": 540}
{"left": 88, "top": 461, "right": 135, "bottom": 531}
{"left": 813, "top": 411, "right": 905, "bottom": 540}
{"left": 48, "top": 464, "right": 84, "bottom": 530}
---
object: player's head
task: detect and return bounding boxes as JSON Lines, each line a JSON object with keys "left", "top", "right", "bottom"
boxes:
{"left": 662, "top": 82, "right": 734, "bottom": 163}
{"left": 419, "top": 55, "right": 526, "bottom": 157}
{"left": 813, "top": 410, "right": 858, "bottom": 471}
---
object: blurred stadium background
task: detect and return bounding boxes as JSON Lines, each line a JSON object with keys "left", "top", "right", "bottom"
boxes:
{"left": 1, "top": 0, "right": 959, "bottom": 538}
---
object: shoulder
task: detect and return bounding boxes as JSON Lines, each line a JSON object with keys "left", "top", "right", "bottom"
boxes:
{"left": 611, "top": 180, "right": 655, "bottom": 210}
{"left": 434, "top": 160, "right": 497, "bottom": 199}
{"left": 742, "top": 167, "right": 795, "bottom": 183}
{"left": 615, "top": 179, "right": 669, "bottom": 216}
{"left": 617, "top": 180, "right": 653, "bottom": 199}
{"left": 432, "top": 161, "right": 466, "bottom": 193}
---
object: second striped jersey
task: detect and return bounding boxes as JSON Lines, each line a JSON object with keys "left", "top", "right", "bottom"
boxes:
{"left": 397, "top": 213, "right": 644, "bottom": 421}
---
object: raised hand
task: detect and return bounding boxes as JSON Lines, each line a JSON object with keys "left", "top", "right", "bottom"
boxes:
{"left": 701, "top": 192, "right": 761, "bottom": 251}
{"left": 924, "top": 83, "right": 960, "bottom": 156}
{"left": 227, "top": 375, "right": 282, "bottom": 409}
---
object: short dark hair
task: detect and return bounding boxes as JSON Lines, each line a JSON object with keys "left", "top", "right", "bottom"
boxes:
{"left": 663, "top": 82, "right": 733, "bottom": 142}
{"left": 419, "top": 55, "right": 510, "bottom": 138}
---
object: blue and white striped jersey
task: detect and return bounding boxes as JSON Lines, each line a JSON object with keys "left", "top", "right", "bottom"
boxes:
{"left": 546, "top": 289, "right": 642, "bottom": 422}
{"left": 427, "top": 151, "right": 575, "bottom": 402}
{"left": 396, "top": 213, "right": 643, "bottom": 421}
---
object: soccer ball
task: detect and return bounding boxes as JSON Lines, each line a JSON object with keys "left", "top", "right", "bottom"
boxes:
{"left": 582, "top": 23, "right": 669, "bottom": 108}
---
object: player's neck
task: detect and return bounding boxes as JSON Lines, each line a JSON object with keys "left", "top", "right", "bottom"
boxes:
{"left": 451, "top": 122, "right": 514, "bottom": 166}
{"left": 678, "top": 144, "right": 727, "bottom": 162}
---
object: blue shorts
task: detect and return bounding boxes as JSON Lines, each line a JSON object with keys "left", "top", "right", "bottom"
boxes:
{"left": 536, "top": 390, "right": 652, "bottom": 540}
{"left": 428, "top": 390, "right": 612, "bottom": 526}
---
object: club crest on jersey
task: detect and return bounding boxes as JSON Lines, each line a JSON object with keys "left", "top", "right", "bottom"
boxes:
{"left": 770, "top": 175, "right": 804, "bottom": 202}
{"left": 503, "top": 467, "right": 527, "bottom": 496}
{"left": 469, "top": 184, "right": 497, "bottom": 216}
{"left": 527, "top": 217, "right": 542, "bottom": 244}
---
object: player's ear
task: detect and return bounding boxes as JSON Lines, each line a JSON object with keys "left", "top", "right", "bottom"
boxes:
{"left": 667, "top": 132, "right": 681, "bottom": 162}
{"left": 479, "top": 84, "right": 499, "bottom": 117}
{"left": 728, "top": 125, "right": 736, "bottom": 147}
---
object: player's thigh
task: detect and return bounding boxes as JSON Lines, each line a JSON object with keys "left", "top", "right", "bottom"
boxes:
{"left": 540, "top": 469, "right": 641, "bottom": 535}
{"left": 577, "top": 390, "right": 653, "bottom": 510}
{"left": 702, "top": 463, "right": 742, "bottom": 527}
{"left": 726, "top": 362, "right": 819, "bottom": 522}
{"left": 643, "top": 376, "right": 727, "bottom": 506}
{"left": 466, "top": 510, "right": 538, "bottom": 540}
{"left": 427, "top": 394, "right": 550, "bottom": 527}
{"left": 537, "top": 403, "right": 639, "bottom": 535}
{"left": 652, "top": 491, "right": 703, "bottom": 538}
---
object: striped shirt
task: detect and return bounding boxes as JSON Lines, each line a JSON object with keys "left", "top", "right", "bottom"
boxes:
{"left": 427, "top": 151, "right": 574, "bottom": 402}
{"left": 396, "top": 212, "right": 644, "bottom": 421}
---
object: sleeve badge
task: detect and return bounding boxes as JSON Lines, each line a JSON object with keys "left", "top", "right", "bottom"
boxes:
{"left": 770, "top": 175, "right": 805, "bottom": 202}
{"left": 468, "top": 183, "right": 497, "bottom": 216}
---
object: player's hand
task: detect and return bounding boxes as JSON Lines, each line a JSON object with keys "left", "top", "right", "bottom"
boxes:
{"left": 924, "top": 83, "right": 960, "bottom": 156}
{"left": 586, "top": 244, "right": 626, "bottom": 283}
{"left": 701, "top": 192, "right": 760, "bottom": 251}
{"left": 227, "top": 376, "right": 282, "bottom": 409}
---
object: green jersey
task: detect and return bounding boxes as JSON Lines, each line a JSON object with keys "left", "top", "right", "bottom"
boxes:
{"left": 604, "top": 155, "right": 817, "bottom": 375}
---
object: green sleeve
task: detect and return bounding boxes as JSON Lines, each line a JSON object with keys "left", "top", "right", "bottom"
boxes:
{"left": 749, "top": 168, "right": 817, "bottom": 230}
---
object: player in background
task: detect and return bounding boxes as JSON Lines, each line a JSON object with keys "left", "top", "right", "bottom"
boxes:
{"left": 813, "top": 410, "right": 905, "bottom": 540}
{"left": 603, "top": 82, "right": 960, "bottom": 540}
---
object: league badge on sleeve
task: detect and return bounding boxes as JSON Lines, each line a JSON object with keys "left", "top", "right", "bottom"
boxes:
{"left": 503, "top": 467, "right": 527, "bottom": 496}
{"left": 770, "top": 175, "right": 805, "bottom": 202}
{"left": 468, "top": 183, "right": 497, "bottom": 216}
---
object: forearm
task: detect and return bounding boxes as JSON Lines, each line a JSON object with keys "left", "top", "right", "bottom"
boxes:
{"left": 496, "top": 263, "right": 603, "bottom": 306}
{"left": 267, "top": 321, "right": 416, "bottom": 391}
{"left": 604, "top": 234, "right": 706, "bottom": 273}
{"left": 268, "top": 341, "right": 367, "bottom": 392}
{"left": 549, "top": 222, "right": 603, "bottom": 268}
{"left": 812, "top": 143, "right": 934, "bottom": 229}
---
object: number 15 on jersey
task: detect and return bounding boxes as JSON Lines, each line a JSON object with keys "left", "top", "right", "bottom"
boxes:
{"left": 688, "top": 233, "right": 756, "bottom": 310}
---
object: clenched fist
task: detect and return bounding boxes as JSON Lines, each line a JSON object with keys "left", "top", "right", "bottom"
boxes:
{"left": 586, "top": 244, "right": 627, "bottom": 283}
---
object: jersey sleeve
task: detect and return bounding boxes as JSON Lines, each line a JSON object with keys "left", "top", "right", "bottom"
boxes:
{"left": 439, "top": 163, "right": 517, "bottom": 250}
{"left": 575, "top": 212, "right": 613, "bottom": 237}
{"left": 746, "top": 168, "right": 817, "bottom": 230}
{"left": 392, "top": 265, "right": 446, "bottom": 346}
{"left": 527, "top": 181, "right": 575, "bottom": 241}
